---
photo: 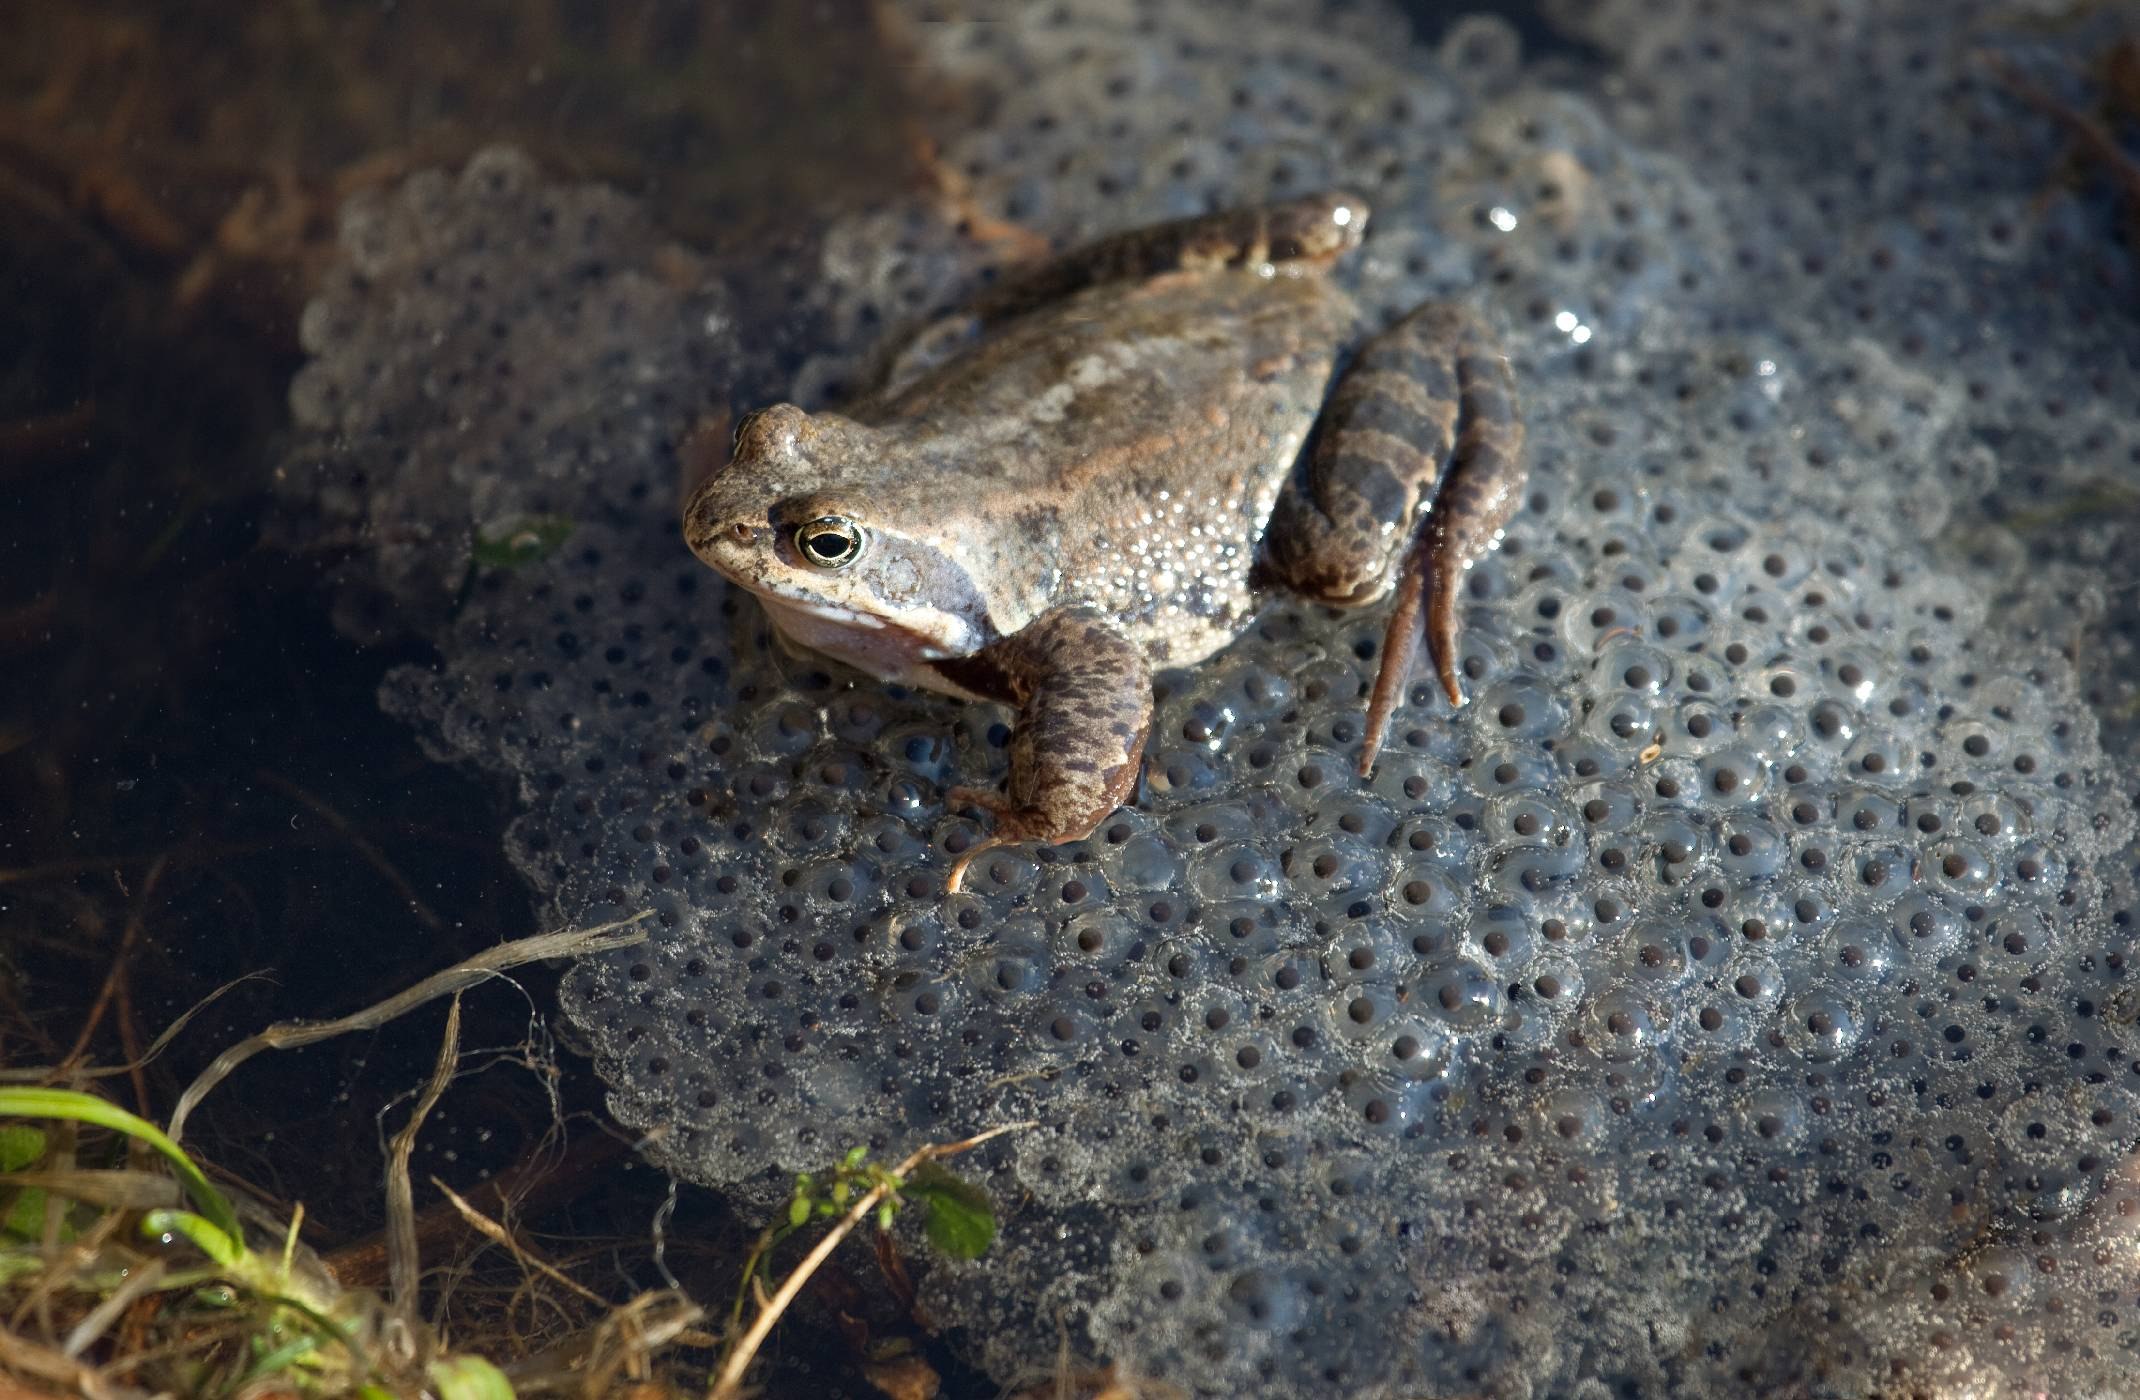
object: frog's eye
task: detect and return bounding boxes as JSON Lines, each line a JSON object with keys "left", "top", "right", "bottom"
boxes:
{"left": 794, "top": 516, "right": 865, "bottom": 569}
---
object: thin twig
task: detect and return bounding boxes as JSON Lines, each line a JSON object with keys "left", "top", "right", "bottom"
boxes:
{"left": 429, "top": 1177, "right": 608, "bottom": 1310}
{"left": 0, "top": 971, "right": 271, "bottom": 1085}
{"left": 166, "top": 913, "right": 651, "bottom": 1142}
{"left": 0, "top": 1168, "right": 180, "bottom": 1213}
{"left": 59, "top": 856, "right": 167, "bottom": 1072}
{"left": 0, "top": 1321, "right": 126, "bottom": 1399}
{"left": 0, "top": 399, "right": 95, "bottom": 477}
{"left": 322, "top": 1126, "right": 628, "bottom": 1289}
{"left": 61, "top": 1258, "right": 167, "bottom": 1359}
{"left": 708, "top": 1119, "right": 1035, "bottom": 1400}
{"left": 255, "top": 769, "right": 447, "bottom": 933}
{"left": 112, "top": 957, "right": 150, "bottom": 1118}
{"left": 1982, "top": 47, "right": 2140, "bottom": 223}
{"left": 0, "top": 842, "right": 290, "bottom": 887}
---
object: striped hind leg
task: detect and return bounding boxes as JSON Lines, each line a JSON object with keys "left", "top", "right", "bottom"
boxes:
{"left": 1263, "top": 302, "right": 1525, "bottom": 775}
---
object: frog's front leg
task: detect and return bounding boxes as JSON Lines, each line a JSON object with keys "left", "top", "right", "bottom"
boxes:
{"left": 1264, "top": 303, "right": 1525, "bottom": 775}
{"left": 939, "top": 609, "right": 1152, "bottom": 893}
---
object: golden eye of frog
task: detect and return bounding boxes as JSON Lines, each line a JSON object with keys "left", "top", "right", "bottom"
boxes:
{"left": 685, "top": 193, "right": 1525, "bottom": 890}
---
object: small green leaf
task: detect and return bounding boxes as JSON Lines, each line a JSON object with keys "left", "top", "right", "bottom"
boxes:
{"left": 0, "top": 1124, "right": 46, "bottom": 1171}
{"left": 905, "top": 1162, "right": 996, "bottom": 1260}
{"left": 787, "top": 1195, "right": 812, "bottom": 1229}
{"left": 471, "top": 516, "right": 574, "bottom": 569}
{"left": 429, "top": 1353, "right": 517, "bottom": 1400}
{"left": 3, "top": 1185, "right": 52, "bottom": 1242}
{"left": 875, "top": 1201, "right": 896, "bottom": 1233}
{"left": 843, "top": 1144, "right": 869, "bottom": 1169}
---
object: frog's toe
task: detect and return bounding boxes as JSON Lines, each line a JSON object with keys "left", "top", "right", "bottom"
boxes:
{"left": 943, "top": 835, "right": 1005, "bottom": 895}
{"left": 1425, "top": 542, "right": 1468, "bottom": 709}
{"left": 941, "top": 789, "right": 1057, "bottom": 892}
{"left": 1359, "top": 532, "right": 1429, "bottom": 777}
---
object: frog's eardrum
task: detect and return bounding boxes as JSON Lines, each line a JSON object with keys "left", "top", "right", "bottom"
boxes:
{"left": 285, "top": 0, "right": 2140, "bottom": 1394}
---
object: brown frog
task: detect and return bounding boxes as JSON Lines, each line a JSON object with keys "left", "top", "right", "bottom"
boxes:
{"left": 684, "top": 193, "right": 1525, "bottom": 890}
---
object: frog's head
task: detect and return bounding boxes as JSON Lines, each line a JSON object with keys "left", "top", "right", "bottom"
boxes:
{"left": 683, "top": 404, "right": 997, "bottom": 674}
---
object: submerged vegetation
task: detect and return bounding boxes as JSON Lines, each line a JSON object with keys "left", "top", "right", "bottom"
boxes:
{"left": 0, "top": 923, "right": 1020, "bottom": 1398}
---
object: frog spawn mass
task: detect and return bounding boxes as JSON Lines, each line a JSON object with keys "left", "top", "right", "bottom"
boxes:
{"left": 285, "top": 0, "right": 2140, "bottom": 1395}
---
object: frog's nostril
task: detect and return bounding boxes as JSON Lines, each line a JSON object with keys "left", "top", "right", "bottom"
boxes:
{"left": 730, "top": 522, "right": 752, "bottom": 543}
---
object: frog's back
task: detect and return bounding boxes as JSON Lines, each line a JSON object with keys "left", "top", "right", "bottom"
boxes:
{"left": 863, "top": 270, "right": 1357, "bottom": 664}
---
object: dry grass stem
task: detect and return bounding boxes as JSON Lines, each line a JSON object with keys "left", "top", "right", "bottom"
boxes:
{"left": 387, "top": 993, "right": 464, "bottom": 1331}
{"left": 167, "top": 912, "right": 651, "bottom": 1141}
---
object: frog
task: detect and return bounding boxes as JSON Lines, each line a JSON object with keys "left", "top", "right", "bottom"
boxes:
{"left": 684, "top": 192, "right": 1525, "bottom": 891}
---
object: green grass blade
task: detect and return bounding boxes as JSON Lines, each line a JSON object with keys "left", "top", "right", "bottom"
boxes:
{"left": 0, "top": 1087, "right": 244, "bottom": 1252}
{"left": 142, "top": 1208, "right": 247, "bottom": 1270}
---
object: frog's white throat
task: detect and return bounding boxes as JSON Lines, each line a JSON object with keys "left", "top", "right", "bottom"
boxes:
{"left": 752, "top": 591, "right": 980, "bottom": 685}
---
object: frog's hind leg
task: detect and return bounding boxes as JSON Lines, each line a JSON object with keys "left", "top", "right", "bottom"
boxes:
{"left": 855, "top": 193, "right": 1373, "bottom": 409}
{"left": 1409, "top": 331, "right": 1525, "bottom": 723}
{"left": 1263, "top": 302, "right": 1525, "bottom": 775}
{"left": 961, "top": 191, "right": 1372, "bottom": 327}
{"left": 940, "top": 609, "right": 1152, "bottom": 893}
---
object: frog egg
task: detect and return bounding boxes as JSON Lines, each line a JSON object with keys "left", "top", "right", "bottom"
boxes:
{"left": 1658, "top": 696, "right": 1731, "bottom": 756}
{"left": 1111, "top": 996, "right": 1179, "bottom": 1059}
{"left": 1884, "top": 890, "right": 1968, "bottom": 963}
{"left": 1284, "top": 830, "right": 1391, "bottom": 906}
{"left": 1469, "top": 675, "right": 1572, "bottom": 743}
{"left": 1582, "top": 688, "right": 1659, "bottom": 757}
{"left": 1336, "top": 1067, "right": 1433, "bottom": 1136}
{"left": 1776, "top": 985, "right": 1865, "bottom": 1062}
{"left": 1187, "top": 840, "right": 1284, "bottom": 903}
{"left": 1927, "top": 837, "right": 1999, "bottom": 900}
{"left": 1414, "top": 957, "right": 1504, "bottom": 1032}
{"left": 2001, "top": 840, "right": 2064, "bottom": 899}
{"left": 1561, "top": 585, "right": 1651, "bottom": 656}
{"left": 1576, "top": 989, "right": 1666, "bottom": 1062}
{"left": 1845, "top": 840, "right": 1921, "bottom": 905}
{"left": 1632, "top": 824, "right": 1711, "bottom": 901}
{"left": 1143, "top": 741, "right": 1238, "bottom": 799}
{"left": 1465, "top": 904, "right": 1539, "bottom": 975}
{"left": 967, "top": 935, "right": 1052, "bottom": 1005}
{"left": 1646, "top": 591, "right": 1717, "bottom": 650}
{"left": 1681, "top": 976, "right": 1772, "bottom": 1053}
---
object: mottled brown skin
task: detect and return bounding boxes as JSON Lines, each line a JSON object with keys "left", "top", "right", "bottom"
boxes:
{"left": 683, "top": 193, "right": 1525, "bottom": 890}
{"left": 1265, "top": 302, "right": 1525, "bottom": 729}
{"left": 938, "top": 610, "right": 1152, "bottom": 890}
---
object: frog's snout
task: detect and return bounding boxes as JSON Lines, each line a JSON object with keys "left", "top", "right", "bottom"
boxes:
{"left": 701, "top": 518, "right": 765, "bottom": 566}
{"left": 682, "top": 484, "right": 760, "bottom": 574}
